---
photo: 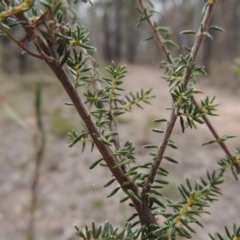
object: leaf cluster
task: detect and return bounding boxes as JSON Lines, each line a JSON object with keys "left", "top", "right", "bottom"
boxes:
{"left": 75, "top": 222, "right": 142, "bottom": 240}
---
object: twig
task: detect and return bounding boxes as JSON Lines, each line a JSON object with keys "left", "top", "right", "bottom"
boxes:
{"left": 9, "top": 7, "right": 159, "bottom": 229}
{"left": 0, "top": 26, "right": 43, "bottom": 59}
{"left": 35, "top": 43, "right": 55, "bottom": 63}
{"left": 47, "top": 61, "right": 157, "bottom": 227}
{"left": 137, "top": 0, "right": 240, "bottom": 175}
{"left": 82, "top": 50, "right": 124, "bottom": 163}
{"left": 198, "top": 106, "right": 240, "bottom": 173}
{"left": 138, "top": 0, "right": 221, "bottom": 195}
{"left": 136, "top": 0, "right": 175, "bottom": 64}
{"left": 143, "top": 110, "right": 178, "bottom": 194}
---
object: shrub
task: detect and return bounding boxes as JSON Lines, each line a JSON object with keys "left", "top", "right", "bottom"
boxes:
{"left": 0, "top": 0, "right": 239, "bottom": 239}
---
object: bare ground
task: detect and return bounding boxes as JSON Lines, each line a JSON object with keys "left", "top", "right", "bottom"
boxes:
{"left": 0, "top": 64, "right": 240, "bottom": 240}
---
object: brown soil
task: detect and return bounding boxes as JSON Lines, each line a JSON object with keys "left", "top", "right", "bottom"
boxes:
{"left": 0, "top": 64, "right": 239, "bottom": 240}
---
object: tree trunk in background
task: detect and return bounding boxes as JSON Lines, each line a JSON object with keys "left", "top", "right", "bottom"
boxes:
{"left": 126, "top": 0, "right": 138, "bottom": 63}
{"left": 114, "top": 0, "right": 123, "bottom": 61}
{"left": 102, "top": 4, "right": 112, "bottom": 62}
{"left": 218, "top": 0, "right": 238, "bottom": 60}
{"left": 231, "top": 0, "right": 240, "bottom": 57}
{"left": 18, "top": 53, "right": 27, "bottom": 75}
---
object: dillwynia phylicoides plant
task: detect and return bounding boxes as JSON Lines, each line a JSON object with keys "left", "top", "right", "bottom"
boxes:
{"left": 0, "top": 0, "right": 240, "bottom": 239}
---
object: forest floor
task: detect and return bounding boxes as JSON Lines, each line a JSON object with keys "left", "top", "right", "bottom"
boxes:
{"left": 0, "top": 64, "right": 240, "bottom": 240}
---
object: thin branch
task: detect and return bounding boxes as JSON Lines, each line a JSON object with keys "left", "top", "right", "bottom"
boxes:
{"left": 182, "top": 0, "right": 216, "bottom": 89}
{"left": 137, "top": 0, "right": 175, "bottom": 64}
{"left": 140, "top": 0, "right": 221, "bottom": 195}
{"left": 6, "top": 4, "right": 159, "bottom": 230}
{"left": 0, "top": 26, "right": 43, "bottom": 59}
{"left": 35, "top": 37, "right": 139, "bottom": 207}
{"left": 47, "top": 61, "right": 157, "bottom": 228}
{"left": 137, "top": 0, "right": 240, "bottom": 176}
{"left": 197, "top": 103, "right": 240, "bottom": 173}
{"left": 82, "top": 50, "right": 124, "bottom": 164}
{"left": 35, "top": 42, "right": 55, "bottom": 62}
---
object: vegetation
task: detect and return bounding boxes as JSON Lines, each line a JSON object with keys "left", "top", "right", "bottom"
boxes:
{"left": 0, "top": 0, "right": 239, "bottom": 239}
{"left": 232, "top": 58, "right": 240, "bottom": 93}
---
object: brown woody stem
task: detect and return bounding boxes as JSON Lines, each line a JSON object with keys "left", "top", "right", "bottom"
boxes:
{"left": 137, "top": 0, "right": 226, "bottom": 196}
{"left": 7, "top": 3, "right": 157, "bottom": 232}
{"left": 82, "top": 50, "right": 125, "bottom": 170}
{"left": 137, "top": 0, "right": 239, "bottom": 180}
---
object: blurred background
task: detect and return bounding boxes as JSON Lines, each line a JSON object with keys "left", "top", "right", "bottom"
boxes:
{"left": 1, "top": 0, "right": 240, "bottom": 75}
{"left": 0, "top": 0, "right": 240, "bottom": 240}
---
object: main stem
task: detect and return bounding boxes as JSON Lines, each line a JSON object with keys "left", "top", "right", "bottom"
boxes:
{"left": 10, "top": 6, "right": 158, "bottom": 233}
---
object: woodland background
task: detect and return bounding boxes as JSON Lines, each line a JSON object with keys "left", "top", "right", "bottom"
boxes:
{"left": 0, "top": 0, "right": 240, "bottom": 73}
